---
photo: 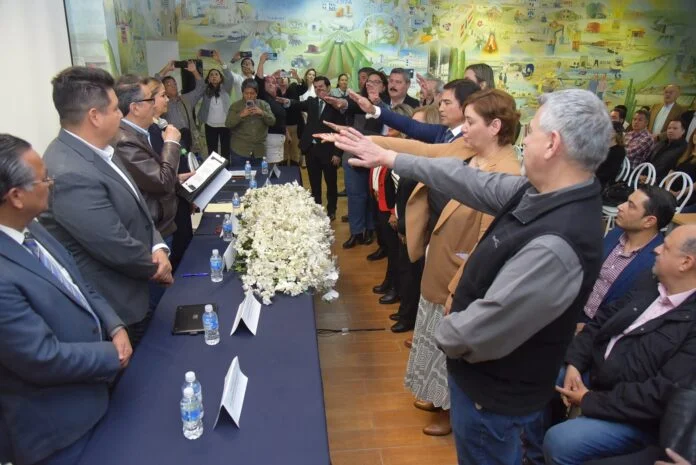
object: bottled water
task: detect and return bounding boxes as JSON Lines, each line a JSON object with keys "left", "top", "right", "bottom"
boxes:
{"left": 182, "top": 371, "right": 204, "bottom": 418}
{"left": 210, "top": 249, "right": 223, "bottom": 283}
{"left": 202, "top": 304, "right": 220, "bottom": 345}
{"left": 232, "top": 192, "right": 241, "bottom": 212}
{"left": 222, "top": 214, "right": 233, "bottom": 241}
{"left": 180, "top": 387, "right": 203, "bottom": 440}
{"left": 249, "top": 178, "right": 257, "bottom": 189}
{"left": 244, "top": 160, "right": 252, "bottom": 180}
{"left": 261, "top": 157, "right": 269, "bottom": 175}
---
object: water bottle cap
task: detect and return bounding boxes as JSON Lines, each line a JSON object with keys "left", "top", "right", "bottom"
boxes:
{"left": 212, "top": 249, "right": 219, "bottom": 255}
{"left": 183, "top": 387, "right": 194, "bottom": 397}
{"left": 205, "top": 304, "right": 213, "bottom": 312}
{"left": 185, "top": 371, "right": 196, "bottom": 382}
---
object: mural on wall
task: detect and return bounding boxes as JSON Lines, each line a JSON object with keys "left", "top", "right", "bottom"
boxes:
{"left": 67, "top": 0, "right": 696, "bottom": 120}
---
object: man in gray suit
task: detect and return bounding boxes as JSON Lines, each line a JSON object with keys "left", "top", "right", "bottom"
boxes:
{"left": 40, "top": 66, "right": 173, "bottom": 347}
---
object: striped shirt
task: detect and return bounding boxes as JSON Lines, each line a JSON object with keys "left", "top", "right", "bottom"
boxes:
{"left": 625, "top": 129, "right": 654, "bottom": 168}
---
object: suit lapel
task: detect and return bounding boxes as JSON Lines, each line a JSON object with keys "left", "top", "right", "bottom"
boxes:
{"left": 433, "top": 200, "right": 461, "bottom": 233}
{"left": 0, "top": 226, "right": 88, "bottom": 311}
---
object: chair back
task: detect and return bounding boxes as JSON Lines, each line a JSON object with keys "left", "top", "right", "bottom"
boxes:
{"left": 660, "top": 171, "right": 694, "bottom": 213}
{"left": 627, "top": 162, "right": 656, "bottom": 189}
{"left": 616, "top": 157, "right": 631, "bottom": 182}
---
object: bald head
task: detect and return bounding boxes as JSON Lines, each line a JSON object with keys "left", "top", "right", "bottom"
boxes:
{"left": 653, "top": 225, "right": 696, "bottom": 293}
{"left": 664, "top": 85, "right": 681, "bottom": 105}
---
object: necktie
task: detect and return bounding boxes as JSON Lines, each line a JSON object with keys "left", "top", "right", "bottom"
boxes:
{"left": 23, "top": 233, "right": 102, "bottom": 335}
{"left": 318, "top": 99, "right": 325, "bottom": 116}
{"left": 443, "top": 129, "right": 455, "bottom": 143}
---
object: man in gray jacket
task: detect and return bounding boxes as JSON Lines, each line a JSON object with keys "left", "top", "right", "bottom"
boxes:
{"left": 40, "top": 66, "right": 173, "bottom": 348}
{"left": 323, "top": 89, "right": 613, "bottom": 465}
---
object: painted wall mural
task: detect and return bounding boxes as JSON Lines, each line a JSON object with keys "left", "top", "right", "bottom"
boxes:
{"left": 67, "top": 0, "right": 696, "bottom": 121}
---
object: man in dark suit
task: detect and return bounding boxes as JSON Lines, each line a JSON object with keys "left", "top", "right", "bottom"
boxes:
{"left": 279, "top": 76, "right": 346, "bottom": 220}
{"left": 386, "top": 68, "right": 420, "bottom": 109}
{"left": 39, "top": 67, "right": 173, "bottom": 347}
{"left": 0, "top": 134, "right": 131, "bottom": 465}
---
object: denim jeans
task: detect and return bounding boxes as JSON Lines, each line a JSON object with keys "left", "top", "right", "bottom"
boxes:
{"left": 448, "top": 374, "right": 546, "bottom": 465}
{"left": 543, "top": 368, "right": 655, "bottom": 465}
{"left": 343, "top": 156, "right": 374, "bottom": 235}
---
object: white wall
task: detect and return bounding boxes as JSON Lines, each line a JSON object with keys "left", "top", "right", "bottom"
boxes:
{"left": 0, "top": 0, "right": 73, "bottom": 155}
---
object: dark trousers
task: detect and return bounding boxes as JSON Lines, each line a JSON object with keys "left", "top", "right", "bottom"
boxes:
{"left": 375, "top": 210, "right": 400, "bottom": 290}
{"left": 34, "top": 428, "right": 94, "bottom": 465}
{"left": 306, "top": 148, "right": 338, "bottom": 215}
{"left": 371, "top": 196, "right": 385, "bottom": 248}
{"left": 395, "top": 241, "right": 423, "bottom": 325}
{"left": 127, "top": 310, "right": 154, "bottom": 349}
{"left": 170, "top": 196, "right": 193, "bottom": 272}
{"left": 205, "top": 124, "right": 230, "bottom": 158}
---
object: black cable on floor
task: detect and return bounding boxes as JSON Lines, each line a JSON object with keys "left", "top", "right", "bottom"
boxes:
{"left": 316, "top": 327, "right": 386, "bottom": 336}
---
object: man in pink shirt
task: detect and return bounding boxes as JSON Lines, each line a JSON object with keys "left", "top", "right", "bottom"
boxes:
{"left": 543, "top": 225, "right": 696, "bottom": 465}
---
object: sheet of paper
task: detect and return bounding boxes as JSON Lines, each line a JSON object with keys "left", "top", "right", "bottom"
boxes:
{"left": 181, "top": 152, "right": 226, "bottom": 193}
{"left": 205, "top": 203, "right": 233, "bottom": 213}
{"left": 213, "top": 356, "right": 248, "bottom": 429}
{"left": 230, "top": 291, "right": 262, "bottom": 336}
{"left": 187, "top": 152, "right": 200, "bottom": 172}
{"left": 223, "top": 239, "right": 236, "bottom": 271}
{"left": 271, "top": 165, "right": 282, "bottom": 179}
{"left": 192, "top": 168, "right": 233, "bottom": 210}
{"left": 230, "top": 170, "right": 257, "bottom": 178}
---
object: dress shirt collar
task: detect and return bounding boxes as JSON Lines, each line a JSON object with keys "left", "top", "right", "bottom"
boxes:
{"left": 121, "top": 118, "right": 150, "bottom": 137}
{"left": 449, "top": 125, "right": 463, "bottom": 137}
{"left": 658, "top": 282, "right": 696, "bottom": 308}
{"left": 0, "top": 223, "right": 26, "bottom": 245}
{"left": 663, "top": 102, "right": 674, "bottom": 112}
{"left": 62, "top": 129, "right": 115, "bottom": 161}
{"left": 618, "top": 232, "right": 656, "bottom": 257}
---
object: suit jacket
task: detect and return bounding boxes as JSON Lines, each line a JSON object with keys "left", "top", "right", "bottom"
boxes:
{"left": 40, "top": 129, "right": 163, "bottom": 325}
{"left": 115, "top": 121, "right": 181, "bottom": 237}
{"left": 599, "top": 228, "right": 664, "bottom": 309}
{"left": 648, "top": 138, "right": 688, "bottom": 181}
{"left": 377, "top": 103, "right": 450, "bottom": 143}
{"left": 294, "top": 96, "right": 346, "bottom": 158}
{"left": 649, "top": 103, "right": 686, "bottom": 139}
{"left": 0, "top": 222, "right": 122, "bottom": 465}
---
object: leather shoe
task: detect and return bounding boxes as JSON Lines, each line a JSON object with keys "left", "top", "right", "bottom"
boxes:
{"left": 413, "top": 400, "right": 438, "bottom": 412}
{"left": 372, "top": 282, "right": 391, "bottom": 294}
{"left": 422, "top": 411, "right": 451, "bottom": 436}
{"left": 389, "top": 312, "right": 400, "bottom": 321}
{"left": 404, "top": 338, "right": 412, "bottom": 349}
{"left": 342, "top": 233, "right": 364, "bottom": 249}
{"left": 341, "top": 215, "right": 349, "bottom": 223}
{"left": 328, "top": 213, "right": 336, "bottom": 221}
{"left": 363, "top": 229, "right": 375, "bottom": 245}
{"left": 391, "top": 321, "right": 414, "bottom": 333}
{"left": 379, "top": 289, "right": 400, "bottom": 304}
{"left": 367, "top": 247, "right": 387, "bottom": 261}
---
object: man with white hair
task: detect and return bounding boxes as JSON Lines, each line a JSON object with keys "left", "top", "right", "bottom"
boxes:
{"left": 321, "top": 89, "right": 613, "bottom": 465}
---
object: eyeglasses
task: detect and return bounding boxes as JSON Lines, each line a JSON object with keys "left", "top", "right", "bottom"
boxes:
{"left": 31, "top": 176, "right": 54, "bottom": 186}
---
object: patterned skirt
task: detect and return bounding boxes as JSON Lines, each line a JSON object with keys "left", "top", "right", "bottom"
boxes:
{"left": 404, "top": 295, "right": 450, "bottom": 410}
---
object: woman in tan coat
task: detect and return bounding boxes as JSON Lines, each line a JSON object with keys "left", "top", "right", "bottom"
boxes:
{"left": 369, "top": 89, "right": 522, "bottom": 436}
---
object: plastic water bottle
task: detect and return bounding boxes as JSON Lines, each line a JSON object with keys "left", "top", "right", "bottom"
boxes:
{"left": 261, "top": 157, "right": 269, "bottom": 175}
{"left": 202, "top": 304, "right": 220, "bottom": 345}
{"left": 210, "top": 249, "right": 223, "bottom": 283}
{"left": 222, "top": 214, "right": 233, "bottom": 241}
{"left": 182, "top": 371, "right": 204, "bottom": 418}
{"left": 244, "top": 160, "right": 252, "bottom": 180}
{"left": 249, "top": 178, "right": 257, "bottom": 189}
{"left": 180, "top": 387, "right": 203, "bottom": 440}
{"left": 232, "top": 192, "right": 241, "bottom": 212}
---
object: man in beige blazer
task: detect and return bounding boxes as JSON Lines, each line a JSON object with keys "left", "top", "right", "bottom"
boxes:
{"left": 649, "top": 84, "right": 685, "bottom": 141}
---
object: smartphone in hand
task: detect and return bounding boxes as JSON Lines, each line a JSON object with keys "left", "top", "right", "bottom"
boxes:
{"left": 199, "top": 49, "right": 215, "bottom": 57}
{"left": 267, "top": 52, "right": 278, "bottom": 61}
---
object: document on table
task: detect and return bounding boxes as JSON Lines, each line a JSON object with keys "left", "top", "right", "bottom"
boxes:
{"left": 230, "top": 170, "right": 257, "bottom": 178}
{"left": 192, "top": 169, "right": 233, "bottom": 210}
{"left": 213, "top": 356, "right": 248, "bottom": 429}
{"left": 230, "top": 291, "right": 261, "bottom": 336}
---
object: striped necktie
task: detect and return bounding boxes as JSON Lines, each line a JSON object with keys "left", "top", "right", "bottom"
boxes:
{"left": 443, "top": 129, "right": 455, "bottom": 143}
{"left": 23, "top": 233, "right": 102, "bottom": 335}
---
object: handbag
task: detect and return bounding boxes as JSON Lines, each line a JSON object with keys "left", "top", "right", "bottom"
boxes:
{"left": 601, "top": 181, "right": 633, "bottom": 207}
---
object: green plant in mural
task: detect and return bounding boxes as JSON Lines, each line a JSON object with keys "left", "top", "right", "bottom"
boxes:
{"left": 448, "top": 48, "right": 459, "bottom": 80}
{"left": 624, "top": 78, "right": 637, "bottom": 121}
{"left": 458, "top": 50, "right": 466, "bottom": 79}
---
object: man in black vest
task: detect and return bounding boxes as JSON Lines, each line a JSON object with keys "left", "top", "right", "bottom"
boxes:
{"left": 324, "top": 89, "right": 613, "bottom": 465}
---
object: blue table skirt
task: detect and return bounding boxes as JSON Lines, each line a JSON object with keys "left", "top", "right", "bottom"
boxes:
{"left": 78, "top": 235, "right": 330, "bottom": 465}
{"left": 210, "top": 165, "right": 303, "bottom": 203}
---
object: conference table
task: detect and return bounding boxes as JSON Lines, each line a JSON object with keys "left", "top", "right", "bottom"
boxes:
{"left": 78, "top": 166, "right": 331, "bottom": 465}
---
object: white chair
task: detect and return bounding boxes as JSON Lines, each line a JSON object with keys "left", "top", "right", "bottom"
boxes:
{"left": 660, "top": 171, "right": 694, "bottom": 213}
{"left": 603, "top": 162, "right": 657, "bottom": 235}
{"left": 615, "top": 157, "right": 631, "bottom": 182}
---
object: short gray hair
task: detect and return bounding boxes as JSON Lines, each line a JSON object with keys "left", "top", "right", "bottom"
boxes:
{"left": 0, "top": 134, "right": 34, "bottom": 202}
{"left": 680, "top": 237, "right": 696, "bottom": 257}
{"left": 538, "top": 89, "right": 612, "bottom": 172}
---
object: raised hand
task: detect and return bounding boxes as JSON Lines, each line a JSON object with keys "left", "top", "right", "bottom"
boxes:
{"left": 347, "top": 89, "right": 376, "bottom": 114}
{"left": 185, "top": 60, "right": 197, "bottom": 73}
{"left": 322, "top": 95, "right": 348, "bottom": 110}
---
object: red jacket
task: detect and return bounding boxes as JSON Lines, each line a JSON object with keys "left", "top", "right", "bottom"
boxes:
{"left": 369, "top": 166, "right": 395, "bottom": 213}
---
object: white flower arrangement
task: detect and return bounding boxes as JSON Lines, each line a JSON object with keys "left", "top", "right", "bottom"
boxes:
{"left": 233, "top": 182, "right": 339, "bottom": 304}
